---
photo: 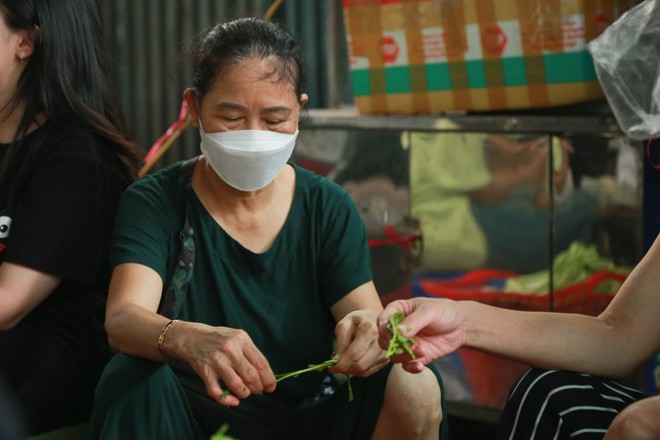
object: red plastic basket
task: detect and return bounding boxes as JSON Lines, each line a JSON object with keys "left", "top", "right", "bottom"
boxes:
{"left": 417, "top": 269, "right": 627, "bottom": 315}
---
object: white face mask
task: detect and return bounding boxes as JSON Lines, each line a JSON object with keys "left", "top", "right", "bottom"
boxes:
{"left": 199, "top": 125, "right": 298, "bottom": 191}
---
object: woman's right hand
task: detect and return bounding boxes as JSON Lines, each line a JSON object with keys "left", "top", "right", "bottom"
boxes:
{"left": 176, "top": 322, "right": 277, "bottom": 407}
{"left": 377, "top": 298, "right": 466, "bottom": 373}
{"left": 105, "top": 264, "right": 277, "bottom": 407}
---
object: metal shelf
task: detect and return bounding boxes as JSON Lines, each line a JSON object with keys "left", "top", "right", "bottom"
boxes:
{"left": 304, "top": 105, "right": 621, "bottom": 135}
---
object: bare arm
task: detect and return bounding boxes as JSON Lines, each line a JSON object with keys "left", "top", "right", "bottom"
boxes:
{"left": 330, "top": 280, "right": 383, "bottom": 322}
{"left": 104, "top": 263, "right": 171, "bottom": 359}
{"left": 380, "top": 234, "right": 660, "bottom": 377}
{"left": 0, "top": 262, "right": 61, "bottom": 330}
{"left": 468, "top": 234, "right": 660, "bottom": 376}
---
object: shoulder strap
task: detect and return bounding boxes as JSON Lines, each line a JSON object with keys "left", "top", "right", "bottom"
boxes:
{"left": 158, "top": 157, "right": 198, "bottom": 319}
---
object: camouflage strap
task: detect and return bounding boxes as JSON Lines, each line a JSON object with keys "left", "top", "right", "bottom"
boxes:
{"left": 158, "top": 157, "right": 198, "bottom": 319}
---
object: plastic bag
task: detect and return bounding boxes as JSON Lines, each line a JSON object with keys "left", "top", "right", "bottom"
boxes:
{"left": 588, "top": 0, "right": 660, "bottom": 140}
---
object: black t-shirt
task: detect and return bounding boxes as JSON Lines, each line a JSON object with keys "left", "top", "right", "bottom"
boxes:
{"left": 0, "top": 121, "right": 131, "bottom": 370}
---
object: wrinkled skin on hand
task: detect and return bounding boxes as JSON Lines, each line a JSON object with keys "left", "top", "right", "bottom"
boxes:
{"left": 330, "top": 309, "right": 389, "bottom": 377}
{"left": 184, "top": 324, "right": 277, "bottom": 407}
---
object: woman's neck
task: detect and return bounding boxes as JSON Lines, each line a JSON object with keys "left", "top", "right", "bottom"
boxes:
{"left": 0, "top": 101, "right": 24, "bottom": 143}
{"left": 0, "top": 102, "right": 46, "bottom": 144}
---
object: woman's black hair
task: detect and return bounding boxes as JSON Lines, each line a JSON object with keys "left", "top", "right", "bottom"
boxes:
{"left": 0, "top": 0, "right": 141, "bottom": 177}
{"left": 189, "top": 17, "right": 306, "bottom": 104}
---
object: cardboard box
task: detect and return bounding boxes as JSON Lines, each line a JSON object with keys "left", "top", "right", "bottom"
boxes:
{"left": 342, "top": 0, "right": 634, "bottom": 114}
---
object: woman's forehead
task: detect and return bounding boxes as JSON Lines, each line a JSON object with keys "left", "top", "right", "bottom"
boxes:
{"left": 208, "top": 58, "right": 295, "bottom": 97}
{"left": 216, "top": 57, "right": 280, "bottom": 81}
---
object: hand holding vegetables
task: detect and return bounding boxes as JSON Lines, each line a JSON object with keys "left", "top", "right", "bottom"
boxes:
{"left": 378, "top": 298, "right": 466, "bottom": 373}
{"left": 178, "top": 323, "right": 276, "bottom": 407}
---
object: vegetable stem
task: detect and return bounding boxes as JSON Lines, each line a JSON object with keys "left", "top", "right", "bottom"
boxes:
{"left": 274, "top": 359, "right": 338, "bottom": 382}
{"left": 210, "top": 423, "right": 234, "bottom": 440}
{"left": 220, "top": 359, "right": 354, "bottom": 402}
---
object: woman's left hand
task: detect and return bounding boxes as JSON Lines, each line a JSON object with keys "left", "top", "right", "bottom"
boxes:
{"left": 330, "top": 309, "right": 389, "bottom": 377}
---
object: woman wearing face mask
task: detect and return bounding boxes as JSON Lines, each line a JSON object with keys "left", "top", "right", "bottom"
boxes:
{"left": 90, "top": 17, "right": 446, "bottom": 440}
{"left": 0, "top": 0, "right": 141, "bottom": 435}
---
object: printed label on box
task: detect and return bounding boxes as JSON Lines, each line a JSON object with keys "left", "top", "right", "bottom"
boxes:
{"left": 382, "top": 31, "right": 408, "bottom": 66}
{"left": 465, "top": 24, "right": 484, "bottom": 60}
{"left": 498, "top": 20, "right": 523, "bottom": 58}
{"left": 562, "top": 14, "right": 586, "bottom": 53}
{"left": 422, "top": 27, "right": 447, "bottom": 63}
{"left": 422, "top": 26, "right": 473, "bottom": 62}
{"left": 346, "top": 36, "right": 369, "bottom": 70}
{"left": 480, "top": 24, "right": 508, "bottom": 57}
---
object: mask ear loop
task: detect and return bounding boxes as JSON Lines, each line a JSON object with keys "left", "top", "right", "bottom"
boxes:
{"left": 197, "top": 118, "right": 205, "bottom": 133}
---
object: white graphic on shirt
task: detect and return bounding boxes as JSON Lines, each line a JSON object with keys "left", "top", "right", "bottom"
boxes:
{"left": 0, "top": 216, "right": 11, "bottom": 238}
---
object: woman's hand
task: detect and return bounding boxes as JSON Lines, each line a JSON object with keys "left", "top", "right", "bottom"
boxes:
{"left": 330, "top": 309, "right": 389, "bottom": 377}
{"left": 377, "top": 298, "right": 466, "bottom": 373}
{"left": 178, "top": 322, "right": 277, "bottom": 407}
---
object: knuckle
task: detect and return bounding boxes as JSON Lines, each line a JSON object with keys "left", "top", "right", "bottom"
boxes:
{"left": 225, "top": 377, "right": 244, "bottom": 392}
{"left": 334, "top": 321, "right": 349, "bottom": 335}
{"left": 253, "top": 356, "right": 270, "bottom": 371}
{"left": 217, "top": 338, "right": 235, "bottom": 354}
{"left": 235, "top": 329, "right": 250, "bottom": 341}
{"left": 345, "top": 347, "right": 362, "bottom": 363}
{"left": 351, "top": 363, "right": 369, "bottom": 376}
{"left": 357, "top": 321, "right": 377, "bottom": 336}
{"left": 241, "top": 368, "right": 260, "bottom": 385}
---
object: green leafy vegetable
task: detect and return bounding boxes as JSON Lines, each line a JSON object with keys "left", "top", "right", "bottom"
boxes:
{"left": 219, "top": 386, "right": 246, "bottom": 400}
{"left": 210, "top": 423, "right": 235, "bottom": 440}
{"left": 385, "top": 311, "right": 416, "bottom": 359}
{"left": 347, "top": 375, "right": 353, "bottom": 402}
{"left": 504, "top": 243, "right": 632, "bottom": 294}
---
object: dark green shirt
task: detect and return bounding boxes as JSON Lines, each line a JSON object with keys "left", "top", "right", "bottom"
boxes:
{"left": 110, "top": 161, "right": 373, "bottom": 396}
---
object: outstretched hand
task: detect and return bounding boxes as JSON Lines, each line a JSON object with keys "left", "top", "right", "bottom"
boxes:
{"left": 377, "top": 298, "right": 466, "bottom": 373}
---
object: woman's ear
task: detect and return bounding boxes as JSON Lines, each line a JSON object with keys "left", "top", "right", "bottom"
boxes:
{"left": 183, "top": 89, "right": 200, "bottom": 128}
{"left": 299, "top": 93, "right": 309, "bottom": 109}
{"left": 16, "top": 28, "right": 38, "bottom": 61}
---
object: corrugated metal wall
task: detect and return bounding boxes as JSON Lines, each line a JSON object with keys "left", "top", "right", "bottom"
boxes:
{"left": 100, "top": 0, "right": 351, "bottom": 169}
